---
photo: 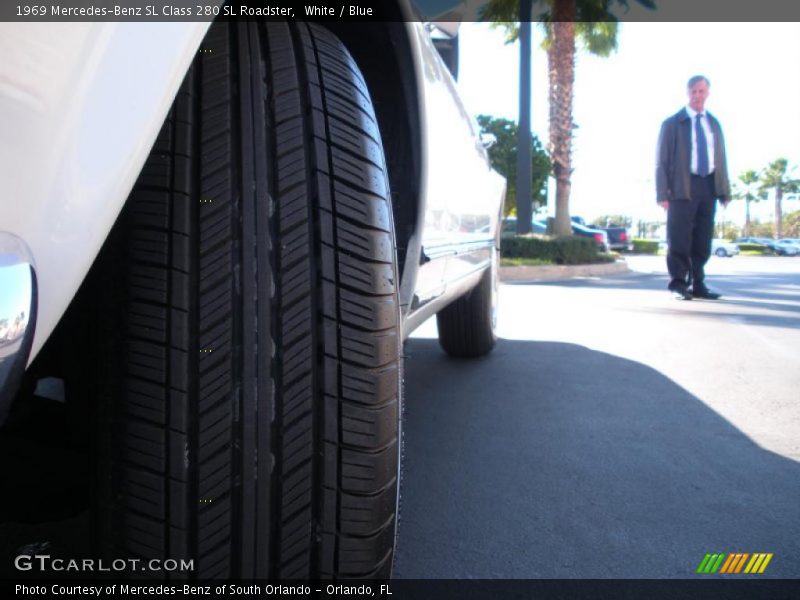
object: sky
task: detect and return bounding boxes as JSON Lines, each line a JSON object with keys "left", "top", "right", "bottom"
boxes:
{"left": 456, "top": 22, "right": 800, "bottom": 228}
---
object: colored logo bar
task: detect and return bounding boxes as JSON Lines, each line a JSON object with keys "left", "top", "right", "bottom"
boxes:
{"left": 697, "top": 553, "right": 773, "bottom": 574}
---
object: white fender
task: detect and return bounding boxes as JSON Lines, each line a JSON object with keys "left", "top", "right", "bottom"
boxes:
{"left": 0, "top": 22, "right": 210, "bottom": 360}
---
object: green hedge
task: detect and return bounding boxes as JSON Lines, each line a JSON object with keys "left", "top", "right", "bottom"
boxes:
{"left": 501, "top": 234, "right": 604, "bottom": 265}
{"left": 632, "top": 239, "right": 660, "bottom": 254}
{"left": 737, "top": 243, "right": 768, "bottom": 253}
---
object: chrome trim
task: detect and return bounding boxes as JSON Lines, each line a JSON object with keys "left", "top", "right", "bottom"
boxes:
{"left": 422, "top": 238, "right": 495, "bottom": 261}
{"left": 402, "top": 264, "right": 485, "bottom": 339}
{"left": 0, "top": 233, "right": 37, "bottom": 426}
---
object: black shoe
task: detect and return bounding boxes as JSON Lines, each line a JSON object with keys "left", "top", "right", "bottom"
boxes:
{"left": 692, "top": 287, "right": 721, "bottom": 300}
{"left": 669, "top": 283, "right": 693, "bottom": 300}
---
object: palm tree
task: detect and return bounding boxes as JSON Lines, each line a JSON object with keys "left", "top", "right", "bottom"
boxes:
{"left": 546, "top": 16, "right": 624, "bottom": 235}
{"left": 732, "top": 169, "right": 766, "bottom": 237}
{"left": 480, "top": 0, "right": 655, "bottom": 235}
{"left": 760, "top": 158, "right": 800, "bottom": 239}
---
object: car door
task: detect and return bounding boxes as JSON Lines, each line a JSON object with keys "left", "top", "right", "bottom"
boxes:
{"left": 410, "top": 23, "right": 505, "bottom": 300}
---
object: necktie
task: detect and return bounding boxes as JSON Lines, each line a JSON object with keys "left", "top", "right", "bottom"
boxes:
{"left": 695, "top": 114, "right": 709, "bottom": 176}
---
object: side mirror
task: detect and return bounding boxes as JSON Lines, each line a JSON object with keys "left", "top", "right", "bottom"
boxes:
{"left": 480, "top": 133, "right": 497, "bottom": 149}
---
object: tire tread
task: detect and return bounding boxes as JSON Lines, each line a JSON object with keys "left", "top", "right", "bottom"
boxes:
{"left": 98, "top": 20, "right": 399, "bottom": 580}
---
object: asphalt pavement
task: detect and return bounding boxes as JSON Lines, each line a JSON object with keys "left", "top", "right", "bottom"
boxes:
{"left": 1, "top": 255, "right": 797, "bottom": 582}
{"left": 394, "top": 255, "right": 800, "bottom": 578}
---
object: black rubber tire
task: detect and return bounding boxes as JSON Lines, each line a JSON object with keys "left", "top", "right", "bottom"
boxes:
{"left": 436, "top": 250, "right": 498, "bottom": 358}
{"left": 94, "top": 21, "right": 401, "bottom": 580}
{"left": 715, "top": 248, "right": 727, "bottom": 257}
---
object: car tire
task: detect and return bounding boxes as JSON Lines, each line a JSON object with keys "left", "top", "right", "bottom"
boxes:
{"left": 436, "top": 249, "right": 498, "bottom": 358}
{"left": 715, "top": 248, "right": 727, "bottom": 257}
{"left": 93, "top": 21, "right": 401, "bottom": 579}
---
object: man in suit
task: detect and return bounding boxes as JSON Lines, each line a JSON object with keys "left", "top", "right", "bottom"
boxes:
{"left": 656, "top": 75, "right": 731, "bottom": 300}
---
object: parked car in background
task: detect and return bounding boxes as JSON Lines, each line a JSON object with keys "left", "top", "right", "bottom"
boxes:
{"left": 733, "top": 237, "right": 771, "bottom": 253}
{"left": 733, "top": 237, "right": 771, "bottom": 246}
{"left": 571, "top": 222, "right": 610, "bottom": 252}
{"left": 569, "top": 216, "right": 611, "bottom": 252}
{"left": 733, "top": 237, "right": 800, "bottom": 256}
{"left": 598, "top": 226, "right": 632, "bottom": 252}
{"left": 760, "top": 239, "right": 798, "bottom": 256}
{"left": 501, "top": 217, "right": 547, "bottom": 235}
{"left": 0, "top": 11, "right": 506, "bottom": 580}
{"left": 711, "top": 239, "right": 740, "bottom": 257}
{"left": 774, "top": 239, "right": 800, "bottom": 256}
{"left": 503, "top": 217, "right": 609, "bottom": 252}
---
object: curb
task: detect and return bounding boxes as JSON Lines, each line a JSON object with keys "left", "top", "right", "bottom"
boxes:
{"left": 500, "top": 260, "right": 630, "bottom": 282}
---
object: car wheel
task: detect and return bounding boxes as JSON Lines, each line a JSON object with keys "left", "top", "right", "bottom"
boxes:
{"left": 436, "top": 248, "right": 498, "bottom": 357}
{"left": 715, "top": 248, "right": 727, "bottom": 257}
{"left": 93, "top": 21, "right": 401, "bottom": 579}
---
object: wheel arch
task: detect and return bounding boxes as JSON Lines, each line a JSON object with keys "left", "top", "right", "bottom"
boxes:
{"left": 1, "top": 22, "right": 212, "bottom": 365}
{"left": 12, "top": 16, "right": 427, "bottom": 369}
{"left": 325, "top": 16, "right": 426, "bottom": 318}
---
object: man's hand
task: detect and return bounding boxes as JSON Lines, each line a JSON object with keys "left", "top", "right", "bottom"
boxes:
{"left": 720, "top": 197, "right": 730, "bottom": 208}
{"left": 658, "top": 200, "right": 669, "bottom": 211}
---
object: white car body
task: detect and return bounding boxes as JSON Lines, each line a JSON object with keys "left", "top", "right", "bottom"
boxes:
{"left": 0, "top": 17, "right": 504, "bottom": 366}
{"left": 711, "top": 239, "right": 739, "bottom": 257}
{"left": 0, "top": 22, "right": 211, "bottom": 361}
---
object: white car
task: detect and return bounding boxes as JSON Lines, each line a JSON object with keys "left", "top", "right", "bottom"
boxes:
{"left": 711, "top": 239, "right": 740, "bottom": 257}
{"left": 0, "top": 8, "right": 505, "bottom": 579}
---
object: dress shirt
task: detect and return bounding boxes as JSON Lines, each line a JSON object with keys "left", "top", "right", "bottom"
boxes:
{"left": 685, "top": 105, "right": 715, "bottom": 175}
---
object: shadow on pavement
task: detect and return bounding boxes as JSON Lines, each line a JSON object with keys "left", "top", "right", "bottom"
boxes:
{"left": 394, "top": 337, "right": 800, "bottom": 579}
{"left": 2, "top": 337, "right": 798, "bottom": 580}
{"left": 0, "top": 396, "right": 92, "bottom": 578}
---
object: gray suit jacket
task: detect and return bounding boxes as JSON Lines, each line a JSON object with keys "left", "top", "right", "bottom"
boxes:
{"left": 656, "top": 108, "right": 730, "bottom": 203}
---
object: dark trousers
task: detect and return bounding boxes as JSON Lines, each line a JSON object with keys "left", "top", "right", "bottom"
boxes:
{"left": 666, "top": 174, "right": 716, "bottom": 289}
